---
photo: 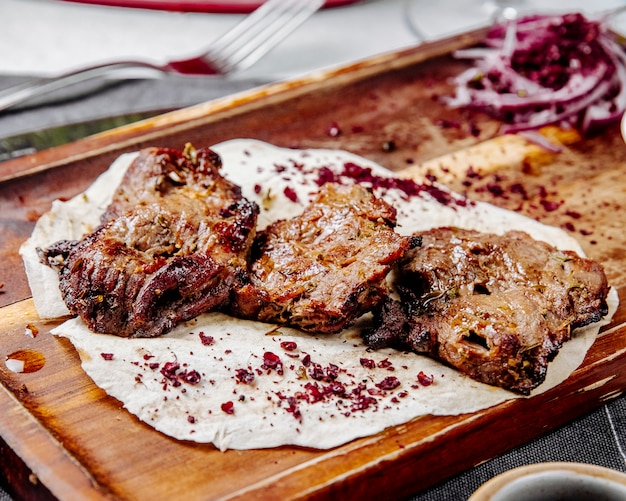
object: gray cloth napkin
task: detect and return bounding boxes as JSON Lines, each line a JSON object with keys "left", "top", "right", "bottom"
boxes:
{"left": 412, "top": 397, "right": 626, "bottom": 500}
{"left": 0, "top": 75, "right": 265, "bottom": 139}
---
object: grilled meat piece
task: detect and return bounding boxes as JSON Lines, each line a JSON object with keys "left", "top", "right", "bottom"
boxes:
{"left": 364, "top": 227, "right": 610, "bottom": 394}
{"left": 230, "top": 182, "right": 417, "bottom": 334}
{"left": 39, "top": 146, "right": 259, "bottom": 338}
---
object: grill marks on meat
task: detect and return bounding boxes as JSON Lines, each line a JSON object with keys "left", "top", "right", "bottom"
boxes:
{"left": 230, "top": 183, "right": 417, "bottom": 334}
{"left": 364, "top": 227, "right": 610, "bottom": 394}
{"left": 40, "top": 147, "right": 259, "bottom": 338}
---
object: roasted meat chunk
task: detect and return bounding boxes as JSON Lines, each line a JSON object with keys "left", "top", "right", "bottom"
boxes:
{"left": 40, "top": 146, "right": 259, "bottom": 338}
{"left": 230, "top": 182, "right": 417, "bottom": 334}
{"left": 364, "top": 227, "right": 610, "bottom": 394}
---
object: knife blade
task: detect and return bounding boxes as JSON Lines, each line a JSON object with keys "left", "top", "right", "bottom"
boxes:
{"left": 0, "top": 110, "right": 166, "bottom": 162}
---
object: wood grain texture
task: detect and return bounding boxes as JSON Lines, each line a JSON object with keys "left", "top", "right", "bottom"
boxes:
{"left": 1, "top": 28, "right": 626, "bottom": 500}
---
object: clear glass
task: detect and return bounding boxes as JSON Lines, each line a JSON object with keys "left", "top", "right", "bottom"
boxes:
{"left": 404, "top": 0, "right": 626, "bottom": 42}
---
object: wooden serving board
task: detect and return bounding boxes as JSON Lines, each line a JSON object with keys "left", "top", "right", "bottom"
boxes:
{"left": 2, "top": 29, "right": 626, "bottom": 500}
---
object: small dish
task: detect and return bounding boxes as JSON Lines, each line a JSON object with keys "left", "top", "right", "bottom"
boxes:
{"left": 468, "top": 462, "right": 626, "bottom": 501}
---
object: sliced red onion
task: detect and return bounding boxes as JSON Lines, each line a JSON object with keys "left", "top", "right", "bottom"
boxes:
{"left": 446, "top": 13, "right": 626, "bottom": 135}
{"left": 502, "top": 78, "right": 613, "bottom": 133}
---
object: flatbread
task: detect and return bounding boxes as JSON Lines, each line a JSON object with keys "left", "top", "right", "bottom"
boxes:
{"left": 20, "top": 139, "right": 618, "bottom": 451}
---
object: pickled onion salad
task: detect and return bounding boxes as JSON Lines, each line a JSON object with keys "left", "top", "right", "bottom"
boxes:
{"left": 445, "top": 13, "right": 626, "bottom": 134}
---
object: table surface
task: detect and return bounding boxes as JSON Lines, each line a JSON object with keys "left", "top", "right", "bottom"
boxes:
{"left": 2, "top": 1, "right": 626, "bottom": 500}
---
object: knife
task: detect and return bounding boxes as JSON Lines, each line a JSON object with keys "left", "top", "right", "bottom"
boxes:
{"left": 0, "top": 110, "right": 166, "bottom": 162}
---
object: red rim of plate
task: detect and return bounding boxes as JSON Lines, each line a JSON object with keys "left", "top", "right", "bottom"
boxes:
{"left": 59, "top": 0, "right": 364, "bottom": 13}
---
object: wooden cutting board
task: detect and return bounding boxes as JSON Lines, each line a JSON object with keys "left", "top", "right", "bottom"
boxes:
{"left": 2, "top": 29, "right": 626, "bottom": 500}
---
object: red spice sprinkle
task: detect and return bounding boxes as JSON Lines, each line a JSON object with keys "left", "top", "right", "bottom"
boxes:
{"left": 254, "top": 184, "right": 262, "bottom": 194}
{"left": 328, "top": 381, "right": 346, "bottom": 395}
{"left": 199, "top": 332, "right": 215, "bottom": 346}
{"left": 417, "top": 371, "right": 434, "bottom": 386}
{"left": 262, "top": 352, "right": 284, "bottom": 375}
{"left": 359, "top": 358, "right": 376, "bottom": 369}
{"left": 283, "top": 186, "right": 299, "bottom": 203}
{"left": 284, "top": 395, "right": 302, "bottom": 420}
{"left": 377, "top": 358, "right": 394, "bottom": 370}
{"left": 181, "top": 370, "right": 201, "bottom": 385}
{"left": 314, "top": 166, "right": 338, "bottom": 186}
{"left": 304, "top": 382, "right": 325, "bottom": 403}
{"left": 161, "top": 361, "right": 180, "bottom": 380}
{"left": 350, "top": 393, "right": 378, "bottom": 412}
{"left": 368, "top": 388, "right": 384, "bottom": 399}
{"left": 424, "top": 184, "right": 461, "bottom": 206}
{"left": 143, "top": 354, "right": 154, "bottom": 360}
{"left": 188, "top": 415, "right": 196, "bottom": 424}
{"left": 100, "top": 353, "right": 114, "bottom": 361}
{"left": 466, "top": 166, "right": 482, "bottom": 179}
{"left": 290, "top": 159, "right": 305, "bottom": 171}
{"left": 159, "top": 362, "right": 201, "bottom": 386}
{"left": 509, "top": 183, "right": 529, "bottom": 199}
{"left": 221, "top": 401, "right": 235, "bottom": 415}
{"left": 280, "top": 341, "right": 298, "bottom": 351}
{"left": 486, "top": 183, "right": 505, "bottom": 197}
{"left": 301, "top": 354, "right": 312, "bottom": 367}
{"left": 566, "top": 210, "right": 582, "bottom": 219}
{"left": 309, "top": 362, "right": 340, "bottom": 382}
{"left": 343, "top": 162, "right": 374, "bottom": 183}
{"left": 235, "top": 368, "right": 256, "bottom": 384}
{"left": 312, "top": 161, "right": 466, "bottom": 208}
{"left": 376, "top": 376, "right": 401, "bottom": 391}
{"left": 540, "top": 199, "right": 562, "bottom": 212}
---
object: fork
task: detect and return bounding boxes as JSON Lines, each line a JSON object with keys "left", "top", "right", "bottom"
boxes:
{"left": 0, "top": 0, "right": 324, "bottom": 113}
